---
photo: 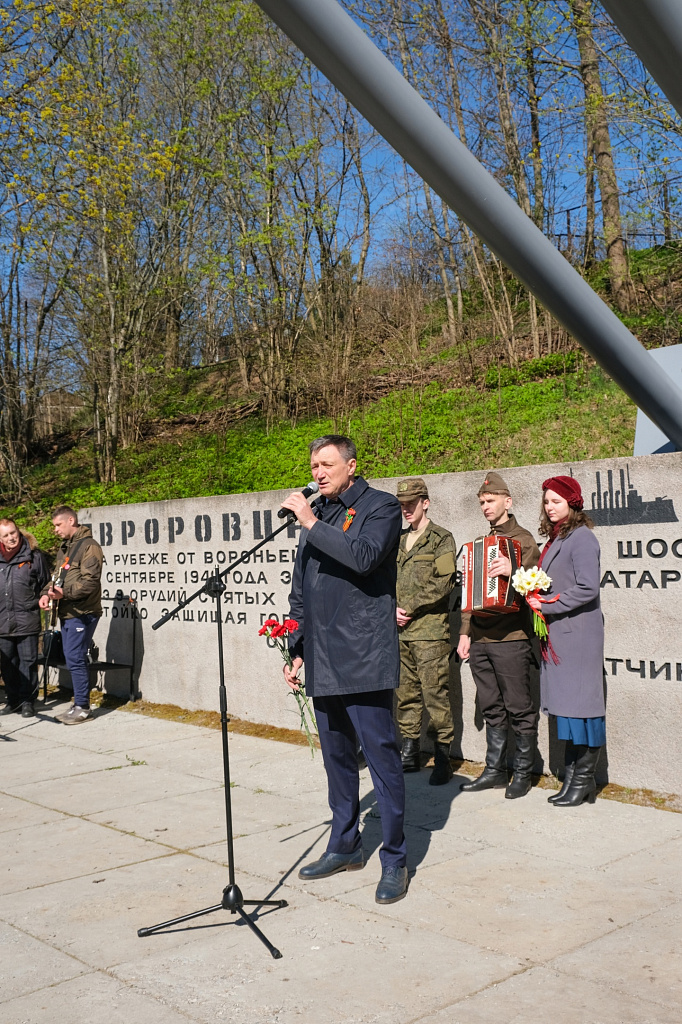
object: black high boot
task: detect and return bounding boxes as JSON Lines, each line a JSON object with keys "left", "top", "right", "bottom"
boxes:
{"left": 429, "top": 742, "right": 453, "bottom": 786}
{"left": 460, "top": 725, "right": 508, "bottom": 792}
{"left": 400, "top": 737, "right": 421, "bottom": 773}
{"left": 505, "top": 732, "right": 536, "bottom": 799}
{"left": 553, "top": 745, "right": 601, "bottom": 807}
{"left": 548, "top": 741, "right": 576, "bottom": 804}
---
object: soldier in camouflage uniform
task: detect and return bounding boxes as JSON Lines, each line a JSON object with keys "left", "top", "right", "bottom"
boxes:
{"left": 395, "top": 478, "right": 457, "bottom": 786}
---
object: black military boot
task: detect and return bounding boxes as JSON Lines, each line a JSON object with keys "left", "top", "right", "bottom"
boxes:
{"left": 400, "top": 737, "right": 421, "bottom": 773}
{"left": 460, "top": 725, "right": 508, "bottom": 792}
{"left": 548, "top": 741, "right": 576, "bottom": 803}
{"left": 505, "top": 732, "right": 536, "bottom": 799}
{"left": 553, "top": 746, "right": 601, "bottom": 807}
{"left": 429, "top": 742, "right": 453, "bottom": 786}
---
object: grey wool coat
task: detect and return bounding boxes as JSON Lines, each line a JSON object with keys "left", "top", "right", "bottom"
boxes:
{"left": 288, "top": 477, "right": 402, "bottom": 698}
{"left": 539, "top": 525, "right": 606, "bottom": 719}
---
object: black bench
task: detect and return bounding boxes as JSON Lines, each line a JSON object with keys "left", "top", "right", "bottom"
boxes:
{"left": 39, "top": 596, "right": 139, "bottom": 704}
{"left": 39, "top": 656, "right": 136, "bottom": 703}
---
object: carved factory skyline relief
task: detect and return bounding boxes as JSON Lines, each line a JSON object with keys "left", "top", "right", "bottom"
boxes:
{"left": 588, "top": 465, "right": 678, "bottom": 527}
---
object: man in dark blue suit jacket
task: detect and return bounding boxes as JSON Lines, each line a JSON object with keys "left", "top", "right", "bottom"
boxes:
{"left": 281, "top": 435, "right": 408, "bottom": 904}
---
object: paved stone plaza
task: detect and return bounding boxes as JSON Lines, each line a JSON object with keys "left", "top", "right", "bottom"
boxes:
{"left": 1, "top": 701, "right": 680, "bottom": 1024}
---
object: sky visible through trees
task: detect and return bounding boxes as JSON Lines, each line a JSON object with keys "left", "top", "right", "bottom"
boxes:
{"left": 1, "top": 0, "right": 681, "bottom": 492}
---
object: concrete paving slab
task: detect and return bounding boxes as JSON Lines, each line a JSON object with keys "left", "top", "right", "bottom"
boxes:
{"left": 0, "top": 854, "right": 251, "bottom": 969}
{"left": 438, "top": 789, "right": 682, "bottom": 867}
{"left": 6, "top": 764, "right": 218, "bottom": 817}
{"left": 212, "top": 745, "right": 332, "bottom": 798}
{"left": 602, "top": 836, "right": 682, "bottom": 894}
{"left": 0, "top": 817, "right": 164, "bottom": 896}
{"left": 0, "top": 920, "right": 87, "bottom": 1002}
{"left": 413, "top": 965, "right": 681, "bottom": 1024}
{"left": 192, "top": 816, "right": 333, "bottom": 884}
{"left": 0, "top": 718, "right": 65, "bottom": 750}
{"left": 87, "top": 785, "right": 315, "bottom": 851}
{"left": 110, "top": 900, "right": 524, "bottom": 1024}
{"left": 0, "top": 745, "right": 127, "bottom": 788}
{"left": 0, "top": 971, "right": 194, "bottom": 1024}
{"left": 0, "top": 793, "right": 65, "bottom": 833}
{"left": 126, "top": 728, "right": 374, "bottom": 798}
{"left": 223, "top": 729, "right": 314, "bottom": 762}
{"left": 86, "top": 787, "right": 227, "bottom": 850}
{"left": 122, "top": 732, "right": 232, "bottom": 783}
{"left": 549, "top": 901, "right": 682, "bottom": 1010}
{"left": 355, "top": 845, "right": 673, "bottom": 962}
{"left": 20, "top": 709, "right": 206, "bottom": 752}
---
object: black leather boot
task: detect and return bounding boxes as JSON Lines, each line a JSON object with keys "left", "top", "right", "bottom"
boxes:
{"left": 548, "top": 741, "right": 576, "bottom": 803}
{"left": 429, "top": 742, "right": 453, "bottom": 786}
{"left": 505, "top": 732, "right": 536, "bottom": 799}
{"left": 400, "top": 737, "right": 421, "bottom": 773}
{"left": 460, "top": 725, "right": 508, "bottom": 792}
{"left": 553, "top": 745, "right": 601, "bottom": 807}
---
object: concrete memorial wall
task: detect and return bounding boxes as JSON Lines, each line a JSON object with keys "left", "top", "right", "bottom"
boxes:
{"left": 80, "top": 451, "right": 682, "bottom": 795}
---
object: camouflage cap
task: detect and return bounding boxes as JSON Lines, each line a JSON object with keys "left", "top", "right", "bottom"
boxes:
{"left": 396, "top": 477, "right": 429, "bottom": 502}
{"left": 477, "top": 470, "right": 510, "bottom": 496}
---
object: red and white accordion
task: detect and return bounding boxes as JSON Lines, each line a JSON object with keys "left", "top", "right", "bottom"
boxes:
{"left": 460, "top": 536, "right": 523, "bottom": 615}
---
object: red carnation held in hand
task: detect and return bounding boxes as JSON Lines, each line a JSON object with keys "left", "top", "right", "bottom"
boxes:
{"left": 257, "top": 617, "right": 316, "bottom": 755}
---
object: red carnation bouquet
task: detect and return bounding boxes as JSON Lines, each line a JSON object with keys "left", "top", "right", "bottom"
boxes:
{"left": 258, "top": 618, "right": 317, "bottom": 756}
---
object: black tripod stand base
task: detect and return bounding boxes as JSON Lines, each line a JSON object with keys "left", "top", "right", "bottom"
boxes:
{"left": 137, "top": 885, "right": 288, "bottom": 958}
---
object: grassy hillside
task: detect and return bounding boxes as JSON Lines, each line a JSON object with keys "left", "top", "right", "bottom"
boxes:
{"left": 9, "top": 363, "right": 635, "bottom": 551}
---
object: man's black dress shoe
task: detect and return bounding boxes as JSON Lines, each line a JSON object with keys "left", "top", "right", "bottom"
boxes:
{"left": 0, "top": 703, "right": 20, "bottom": 716}
{"left": 21, "top": 702, "right": 35, "bottom": 718}
{"left": 298, "top": 850, "right": 365, "bottom": 879}
{"left": 375, "top": 865, "right": 408, "bottom": 904}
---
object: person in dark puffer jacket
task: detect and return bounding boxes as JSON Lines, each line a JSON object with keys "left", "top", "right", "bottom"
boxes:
{"left": 0, "top": 519, "right": 50, "bottom": 718}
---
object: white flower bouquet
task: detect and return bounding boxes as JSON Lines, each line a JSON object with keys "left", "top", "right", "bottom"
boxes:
{"left": 511, "top": 566, "right": 552, "bottom": 640}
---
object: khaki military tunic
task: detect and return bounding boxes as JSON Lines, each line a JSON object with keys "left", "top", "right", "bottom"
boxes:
{"left": 396, "top": 521, "right": 456, "bottom": 743}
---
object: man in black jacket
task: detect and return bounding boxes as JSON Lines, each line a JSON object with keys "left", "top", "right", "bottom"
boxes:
{"left": 281, "top": 436, "right": 408, "bottom": 904}
{"left": 0, "top": 519, "right": 49, "bottom": 718}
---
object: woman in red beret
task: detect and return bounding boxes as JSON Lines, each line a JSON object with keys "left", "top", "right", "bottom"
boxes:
{"left": 533, "top": 476, "right": 605, "bottom": 807}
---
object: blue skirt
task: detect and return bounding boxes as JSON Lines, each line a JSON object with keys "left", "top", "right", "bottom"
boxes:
{"left": 556, "top": 715, "right": 606, "bottom": 747}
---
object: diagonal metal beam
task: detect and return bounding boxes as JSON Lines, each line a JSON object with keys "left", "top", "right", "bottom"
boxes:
{"left": 601, "top": 0, "right": 682, "bottom": 122}
{"left": 254, "top": 0, "right": 682, "bottom": 449}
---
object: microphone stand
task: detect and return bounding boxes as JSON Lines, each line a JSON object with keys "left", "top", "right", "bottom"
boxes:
{"left": 137, "top": 514, "right": 300, "bottom": 958}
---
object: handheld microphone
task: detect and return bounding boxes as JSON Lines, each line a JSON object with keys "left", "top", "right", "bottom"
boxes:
{"left": 277, "top": 481, "right": 320, "bottom": 518}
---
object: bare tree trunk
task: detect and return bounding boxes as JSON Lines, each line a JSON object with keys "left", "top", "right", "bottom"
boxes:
{"left": 393, "top": 7, "right": 455, "bottom": 337}
{"left": 570, "top": 0, "right": 632, "bottom": 311}
{"left": 469, "top": 0, "right": 540, "bottom": 357}
{"left": 583, "top": 134, "right": 597, "bottom": 269}
{"left": 544, "top": 309, "right": 553, "bottom": 353}
{"left": 523, "top": 0, "right": 544, "bottom": 230}
{"left": 344, "top": 107, "right": 372, "bottom": 377}
{"left": 441, "top": 201, "right": 464, "bottom": 325}
{"left": 423, "top": 184, "right": 457, "bottom": 338}
{"left": 433, "top": 0, "right": 489, "bottom": 289}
